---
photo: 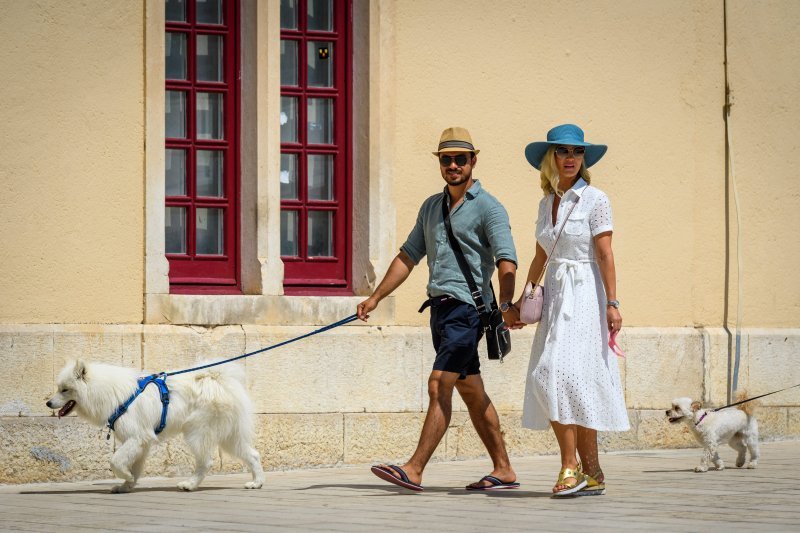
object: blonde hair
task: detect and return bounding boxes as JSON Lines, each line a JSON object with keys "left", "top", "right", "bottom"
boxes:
{"left": 539, "top": 145, "right": 592, "bottom": 196}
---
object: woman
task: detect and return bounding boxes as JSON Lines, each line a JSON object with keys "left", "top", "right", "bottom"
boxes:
{"left": 517, "top": 124, "right": 629, "bottom": 497}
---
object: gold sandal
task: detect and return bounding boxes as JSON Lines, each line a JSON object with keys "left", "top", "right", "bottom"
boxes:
{"left": 576, "top": 469, "right": 606, "bottom": 496}
{"left": 551, "top": 466, "right": 588, "bottom": 497}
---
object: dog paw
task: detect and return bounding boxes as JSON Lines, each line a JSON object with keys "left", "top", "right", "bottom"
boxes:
{"left": 111, "top": 484, "right": 132, "bottom": 494}
{"left": 746, "top": 462, "right": 757, "bottom": 469}
{"left": 736, "top": 459, "right": 745, "bottom": 468}
{"left": 694, "top": 466, "right": 708, "bottom": 473}
{"left": 177, "top": 481, "right": 197, "bottom": 491}
{"left": 244, "top": 481, "right": 263, "bottom": 489}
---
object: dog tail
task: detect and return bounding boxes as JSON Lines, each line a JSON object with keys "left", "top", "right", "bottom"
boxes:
{"left": 735, "top": 389, "right": 758, "bottom": 416}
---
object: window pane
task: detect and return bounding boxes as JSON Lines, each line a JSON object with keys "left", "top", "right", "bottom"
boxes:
{"left": 165, "top": 149, "right": 186, "bottom": 196}
{"left": 196, "top": 0, "right": 223, "bottom": 24}
{"left": 165, "top": 206, "right": 187, "bottom": 254}
{"left": 308, "top": 211, "right": 333, "bottom": 257}
{"left": 165, "top": 32, "right": 187, "bottom": 80}
{"left": 307, "top": 41, "right": 333, "bottom": 88}
{"left": 197, "top": 150, "right": 224, "bottom": 197}
{"left": 280, "top": 153, "right": 298, "bottom": 199}
{"left": 307, "top": 98, "right": 333, "bottom": 144}
{"left": 196, "top": 34, "right": 224, "bottom": 82}
{"left": 308, "top": 154, "right": 333, "bottom": 200}
{"left": 280, "top": 0, "right": 297, "bottom": 29}
{"left": 165, "top": 90, "right": 187, "bottom": 138}
{"left": 165, "top": 0, "right": 186, "bottom": 22}
{"left": 280, "top": 96, "right": 298, "bottom": 143}
{"left": 197, "top": 92, "right": 224, "bottom": 140}
{"left": 280, "top": 40, "right": 298, "bottom": 86}
{"left": 280, "top": 210, "right": 298, "bottom": 256}
{"left": 196, "top": 207, "right": 224, "bottom": 255}
{"left": 307, "top": 0, "right": 333, "bottom": 31}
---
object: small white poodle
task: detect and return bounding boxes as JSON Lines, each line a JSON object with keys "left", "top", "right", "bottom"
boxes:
{"left": 666, "top": 392, "right": 759, "bottom": 472}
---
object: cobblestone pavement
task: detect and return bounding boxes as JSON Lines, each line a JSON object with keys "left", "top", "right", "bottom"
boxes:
{"left": 1, "top": 440, "right": 798, "bottom": 532}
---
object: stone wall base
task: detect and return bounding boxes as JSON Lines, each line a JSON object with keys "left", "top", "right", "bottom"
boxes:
{"left": 1, "top": 324, "right": 799, "bottom": 483}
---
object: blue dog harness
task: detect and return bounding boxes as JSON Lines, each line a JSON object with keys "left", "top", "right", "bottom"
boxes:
{"left": 106, "top": 374, "right": 170, "bottom": 439}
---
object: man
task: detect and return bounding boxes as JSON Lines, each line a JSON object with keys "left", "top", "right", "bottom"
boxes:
{"left": 357, "top": 127, "right": 521, "bottom": 492}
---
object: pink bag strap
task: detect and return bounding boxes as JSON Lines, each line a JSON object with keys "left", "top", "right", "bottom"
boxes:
{"left": 534, "top": 195, "right": 580, "bottom": 285}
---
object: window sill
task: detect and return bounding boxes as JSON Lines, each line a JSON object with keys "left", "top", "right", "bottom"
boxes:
{"left": 145, "top": 293, "right": 395, "bottom": 326}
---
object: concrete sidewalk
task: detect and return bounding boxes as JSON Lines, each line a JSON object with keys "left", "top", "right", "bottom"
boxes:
{"left": 1, "top": 440, "right": 798, "bottom": 532}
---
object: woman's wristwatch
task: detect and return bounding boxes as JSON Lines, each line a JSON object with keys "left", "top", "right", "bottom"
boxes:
{"left": 607, "top": 300, "right": 620, "bottom": 309}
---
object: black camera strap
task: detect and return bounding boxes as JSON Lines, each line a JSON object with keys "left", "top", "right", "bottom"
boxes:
{"left": 440, "top": 194, "right": 496, "bottom": 329}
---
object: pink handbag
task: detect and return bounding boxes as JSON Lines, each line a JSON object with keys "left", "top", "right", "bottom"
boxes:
{"left": 519, "top": 281, "right": 544, "bottom": 324}
{"left": 517, "top": 198, "right": 580, "bottom": 324}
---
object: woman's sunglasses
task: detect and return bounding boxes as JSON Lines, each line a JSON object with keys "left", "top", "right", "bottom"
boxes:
{"left": 554, "top": 146, "right": 586, "bottom": 159}
{"left": 439, "top": 154, "right": 470, "bottom": 167}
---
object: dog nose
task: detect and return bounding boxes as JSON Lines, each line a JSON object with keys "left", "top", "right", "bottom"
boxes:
{"left": 46, "top": 400, "right": 53, "bottom": 408}
{"left": 665, "top": 410, "right": 670, "bottom": 415}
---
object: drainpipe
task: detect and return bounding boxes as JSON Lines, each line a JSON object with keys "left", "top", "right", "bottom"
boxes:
{"left": 722, "top": 0, "right": 742, "bottom": 403}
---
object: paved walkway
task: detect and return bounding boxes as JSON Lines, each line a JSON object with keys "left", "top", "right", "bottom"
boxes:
{"left": 1, "top": 440, "right": 798, "bottom": 532}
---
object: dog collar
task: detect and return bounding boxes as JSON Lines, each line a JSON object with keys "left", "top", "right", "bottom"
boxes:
{"left": 694, "top": 411, "right": 708, "bottom": 426}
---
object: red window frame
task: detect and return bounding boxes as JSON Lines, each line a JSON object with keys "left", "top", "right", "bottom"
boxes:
{"left": 165, "top": 0, "right": 241, "bottom": 294}
{"left": 280, "top": 0, "right": 352, "bottom": 295}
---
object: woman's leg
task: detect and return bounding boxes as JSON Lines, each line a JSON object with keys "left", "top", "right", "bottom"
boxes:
{"left": 576, "top": 426, "right": 603, "bottom": 482}
{"left": 550, "top": 421, "right": 579, "bottom": 492}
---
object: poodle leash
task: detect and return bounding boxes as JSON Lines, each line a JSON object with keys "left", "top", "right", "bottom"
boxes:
{"left": 712, "top": 383, "right": 800, "bottom": 413}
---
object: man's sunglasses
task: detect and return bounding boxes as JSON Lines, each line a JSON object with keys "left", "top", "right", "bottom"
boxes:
{"left": 439, "top": 154, "right": 471, "bottom": 167}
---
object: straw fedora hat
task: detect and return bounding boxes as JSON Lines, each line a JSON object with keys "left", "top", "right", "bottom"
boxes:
{"left": 432, "top": 127, "right": 480, "bottom": 155}
{"left": 524, "top": 124, "right": 607, "bottom": 170}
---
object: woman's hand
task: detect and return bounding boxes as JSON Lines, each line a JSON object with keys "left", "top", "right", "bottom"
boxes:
{"left": 503, "top": 304, "right": 526, "bottom": 330}
{"left": 607, "top": 306, "right": 622, "bottom": 333}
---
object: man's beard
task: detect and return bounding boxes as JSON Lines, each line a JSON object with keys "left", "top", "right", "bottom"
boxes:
{"left": 444, "top": 169, "right": 471, "bottom": 186}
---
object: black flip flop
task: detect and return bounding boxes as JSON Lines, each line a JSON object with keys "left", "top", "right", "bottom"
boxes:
{"left": 465, "top": 475, "right": 520, "bottom": 490}
{"left": 370, "top": 465, "right": 424, "bottom": 492}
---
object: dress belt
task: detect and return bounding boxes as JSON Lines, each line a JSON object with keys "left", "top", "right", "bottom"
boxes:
{"left": 551, "top": 258, "right": 593, "bottom": 321}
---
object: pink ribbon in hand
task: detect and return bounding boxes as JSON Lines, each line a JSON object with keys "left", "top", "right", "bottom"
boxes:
{"left": 609, "top": 330, "right": 626, "bottom": 358}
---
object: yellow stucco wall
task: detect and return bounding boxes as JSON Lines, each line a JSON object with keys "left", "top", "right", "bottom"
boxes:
{"left": 0, "top": 0, "right": 797, "bottom": 329}
{"left": 0, "top": 1, "right": 144, "bottom": 323}
{"left": 387, "top": 0, "right": 798, "bottom": 328}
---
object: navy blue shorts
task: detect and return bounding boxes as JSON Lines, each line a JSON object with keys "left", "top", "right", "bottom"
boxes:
{"left": 428, "top": 296, "right": 483, "bottom": 379}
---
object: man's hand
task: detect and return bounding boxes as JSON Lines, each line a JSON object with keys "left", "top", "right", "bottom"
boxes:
{"left": 503, "top": 305, "right": 526, "bottom": 330}
{"left": 357, "top": 296, "right": 379, "bottom": 322}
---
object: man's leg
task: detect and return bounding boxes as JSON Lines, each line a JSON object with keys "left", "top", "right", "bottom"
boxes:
{"left": 381, "top": 370, "right": 460, "bottom": 486}
{"left": 457, "top": 374, "right": 516, "bottom": 487}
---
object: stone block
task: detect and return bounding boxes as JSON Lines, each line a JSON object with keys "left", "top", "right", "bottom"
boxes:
{"left": 343, "top": 412, "right": 440, "bottom": 464}
{"left": 142, "top": 324, "right": 246, "bottom": 374}
{"left": 597, "top": 410, "right": 640, "bottom": 452}
{"left": 624, "top": 328, "right": 704, "bottom": 409}
{"left": 0, "top": 325, "right": 54, "bottom": 417}
{"left": 756, "top": 406, "right": 787, "bottom": 440}
{"left": 0, "top": 416, "right": 114, "bottom": 483}
{"left": 245, "top": 326, "right": 426, "bottom": 413}
{"left": 256, "top": 413, "right": 344, "bottom": 469}
{"left": 637, "top": 409, "right": 697, "bottom": 449}
{"left": 788, "top": 408, "right": 800, "bottom": 436}
{"left": 746, "top": 330, "right": 800, "bottom": 406}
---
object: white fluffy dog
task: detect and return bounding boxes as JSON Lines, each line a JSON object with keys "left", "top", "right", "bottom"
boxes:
{"left": 666, "top": 392, "right": 759, "bottom": 472}
{"left": 46, "top": 360, "right": 265, "bottom": 493}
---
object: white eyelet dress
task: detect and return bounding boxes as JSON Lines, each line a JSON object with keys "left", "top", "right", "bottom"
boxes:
{"left": 521, "top": 179, "right": 629, "bottom": 431}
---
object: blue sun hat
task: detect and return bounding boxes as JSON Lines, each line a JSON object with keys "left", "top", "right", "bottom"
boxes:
{"left": 524, "top": 124, "right": 608, "bottom": 170}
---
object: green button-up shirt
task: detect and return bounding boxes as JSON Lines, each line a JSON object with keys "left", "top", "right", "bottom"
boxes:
{"left": 400, "top": 179, "right": 517, "bottom": 308}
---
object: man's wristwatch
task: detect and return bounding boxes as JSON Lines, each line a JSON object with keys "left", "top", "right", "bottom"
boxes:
{"left": 499, "top": 301, "right": 513, "bottom": 312}
{"left": 607, "top": 300, "right": 620, "bottom": 309}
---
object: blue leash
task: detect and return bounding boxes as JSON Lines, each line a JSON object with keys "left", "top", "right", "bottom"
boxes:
{"left": 165, "top": 314, "right": 359, "bottom": 376}
{"left": 105, "top": 314, "right": 358, "bottom": 437}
